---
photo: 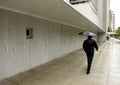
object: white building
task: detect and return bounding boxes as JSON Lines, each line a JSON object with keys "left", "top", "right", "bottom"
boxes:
{"left": 0, "top": 0, "right": 110, "bottom": 81}
{"left": 111, "top": 11, "right": 115, "bottom": 31}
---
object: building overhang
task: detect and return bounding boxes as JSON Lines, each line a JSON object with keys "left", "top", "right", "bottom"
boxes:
{"left": 0, "top": 0, "right": 103, "bottom": 33}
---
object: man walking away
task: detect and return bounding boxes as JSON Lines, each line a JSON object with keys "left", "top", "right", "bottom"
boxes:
{"left": 83, "top": 36, "right": 98, "bottom": 74}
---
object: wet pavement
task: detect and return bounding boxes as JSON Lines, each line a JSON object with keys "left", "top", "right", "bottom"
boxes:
{"left": 0, "top": 38, "right": 120, "bottom": 85}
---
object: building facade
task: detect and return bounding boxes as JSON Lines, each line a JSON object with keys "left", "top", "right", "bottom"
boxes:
{"left": 111, "top": 11, "right": 115, "bottom": 31}
{"left": 109, "top": 9, "right": 112, "bottom": 32}
{"left": 0, "top": 0, "right": 110, "bottom": 81}
{"left": 108, "top": 9, "right": 115, "bottom": 32}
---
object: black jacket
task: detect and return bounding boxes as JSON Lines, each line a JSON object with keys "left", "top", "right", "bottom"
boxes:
{"left": 83, "top": 38, "right": 98, "bottom": 53}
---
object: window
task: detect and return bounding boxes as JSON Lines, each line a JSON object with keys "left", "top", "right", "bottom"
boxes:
{"left": 26, "top": 27, "right": 33, "bottom": 39}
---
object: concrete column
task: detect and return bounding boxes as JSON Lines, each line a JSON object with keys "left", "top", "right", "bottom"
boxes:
{"left": 97, "top": 32, "right": 106, "bottom": 43}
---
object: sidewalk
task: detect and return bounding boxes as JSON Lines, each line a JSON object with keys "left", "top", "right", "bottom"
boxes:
{"left": 0, "top": 38, "right": 120, "bottom": 85}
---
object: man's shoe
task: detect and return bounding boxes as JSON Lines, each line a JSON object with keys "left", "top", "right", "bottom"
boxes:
{"left": 86, "top": 71, "right": 90, "bottom": 74}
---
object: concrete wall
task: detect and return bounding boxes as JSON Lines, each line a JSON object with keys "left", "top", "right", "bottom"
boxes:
{"left": 0, "top": 9, "right": 86, "bottom": 80}
{"left": 64, "top": 0, "right": 99, "bottom": 27}
{"left": 64, "top": 0, "right": 109, "bottom": 33}
{"left": 97, "top": 0, "right": 104, "bottom": 29}
{"left": 97, "top": 32, "right": 106, "bottom": 42}
{"left": 97, "top": 0, "right": 109, "bottom": 32}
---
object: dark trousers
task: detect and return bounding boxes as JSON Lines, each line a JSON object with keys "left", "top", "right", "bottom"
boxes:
{"left": 86, "top": 52, "right": 94, "bottom": 73}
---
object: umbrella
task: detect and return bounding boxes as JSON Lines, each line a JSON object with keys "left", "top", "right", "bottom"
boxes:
{"left": 78, "top": 31, "right": 96, "bottom": 36}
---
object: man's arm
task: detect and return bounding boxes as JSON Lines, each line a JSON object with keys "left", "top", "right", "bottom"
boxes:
{"left": 83, "top": 41, "right": 87, "bottom": 52}
{"left": 94, "top": 41, "right": 98, "bottom": 51}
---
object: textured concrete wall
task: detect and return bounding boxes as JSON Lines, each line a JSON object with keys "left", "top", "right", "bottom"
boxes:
{"left": 97, "top": 0, "right": 109, "bottom": 32}
{"left": 97, "top": 0, "right": 104, "bottom": 28}
{"left": 0, "top": 9, "right": 86, "bottom": 80}
{"left": 64, "top": 0, "right": 99, "bottom": 27}
{"left": 97, "top": 32, "right": 106, "bottom": 42}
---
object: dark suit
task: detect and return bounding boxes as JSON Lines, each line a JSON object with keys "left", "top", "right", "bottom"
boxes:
{"left": 83, "top": 36, "right": 98, "bottom": 74}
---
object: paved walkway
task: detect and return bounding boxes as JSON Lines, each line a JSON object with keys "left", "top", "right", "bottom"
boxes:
{"left": 0, "top": 38, "right": 120, "bottom": 85}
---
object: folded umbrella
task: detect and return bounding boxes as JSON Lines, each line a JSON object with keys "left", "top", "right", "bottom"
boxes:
{"left": 78, "top": 31, "right": 96, "bottom": 36}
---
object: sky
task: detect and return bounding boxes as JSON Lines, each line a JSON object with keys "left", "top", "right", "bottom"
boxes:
{"left": 110, "top": 0, "right": 120, "bottom": 29}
